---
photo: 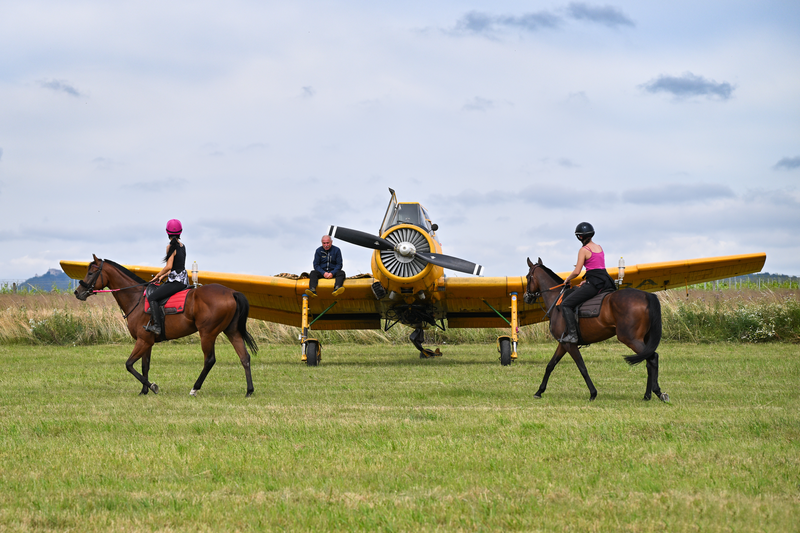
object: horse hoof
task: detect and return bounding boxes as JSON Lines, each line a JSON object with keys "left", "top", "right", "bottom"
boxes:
{"left": 659, "top": 393, "right": 670, "bottom": 403}
{"left": 150, "top": 383, "right": 159, "bottom": 394}
{"left": 246, "top": 391, "right": 254, "bottom": 398}
{"left": 589, "top": 394, "right": 597, "bottom": 402}
{"left": 533, "top": 394, "right": 542, "bottom": 400}
{"left": 643, "top": 394, "right": 652, "bottom": 401}
{"left": 189, "top": 389, "right": 198, "bottom": 397}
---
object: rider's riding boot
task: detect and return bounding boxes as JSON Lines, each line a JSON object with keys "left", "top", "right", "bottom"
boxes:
{"left": 144, "top": 303, "right": 163, "bottom": 335}
{"left": 559, "top": 306, "right": 579, "bottom": 344}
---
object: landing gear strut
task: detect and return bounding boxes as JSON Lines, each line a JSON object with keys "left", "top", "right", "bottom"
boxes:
{"left": 410, "top": 328, "right": 441, "bottom": 358}
{"left": 488, "top": 292, "right": 520, "bottom": 366}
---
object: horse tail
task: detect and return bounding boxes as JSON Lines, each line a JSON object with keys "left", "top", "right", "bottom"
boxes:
{"left": 624, "top": 291, "right": 662, "bottom": 366}
{"left": 232, "top": 291, "right": 259, "bottom": 354}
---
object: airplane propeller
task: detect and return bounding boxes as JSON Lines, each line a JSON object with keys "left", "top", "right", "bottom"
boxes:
{"left": 327, "top": 226, "right": 394, "bottom": 251}
{"left": 328, "top": 225, "right": 484, "bottom": 276}
{"left": 416, "top": 251, "right": 484, "bottom": 276}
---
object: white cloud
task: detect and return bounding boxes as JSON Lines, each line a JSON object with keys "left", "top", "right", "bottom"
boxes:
{"left": 0, "top": 0, "right": 797, "bottom": 280}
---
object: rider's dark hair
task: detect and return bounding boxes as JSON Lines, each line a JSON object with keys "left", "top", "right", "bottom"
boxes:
{"left": 163, "top": 236, "right": 181, "bottom": 263}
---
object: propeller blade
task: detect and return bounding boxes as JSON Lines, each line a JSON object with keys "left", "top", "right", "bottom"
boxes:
{"left": 415, "top": 251, "right": 484, "bottom": 276}
{"left": 328, "top": 226, "right": 394, "bottom": 251}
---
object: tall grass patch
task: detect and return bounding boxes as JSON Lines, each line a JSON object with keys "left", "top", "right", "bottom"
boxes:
{"left": 660, "top": 289, "right": 800, "bottom": 343}
{"left": 2, "top": 289, "right": 798, "bottom": 346}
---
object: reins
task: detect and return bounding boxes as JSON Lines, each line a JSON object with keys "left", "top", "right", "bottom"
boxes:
{"left": 93, "top": 282, "right": 151, "bottom": 294}
{"left": 526, "top": 264, "right": 570, "bottom": 318}
{"left": 82, "top": 260, "right": 152, "bottom": 319}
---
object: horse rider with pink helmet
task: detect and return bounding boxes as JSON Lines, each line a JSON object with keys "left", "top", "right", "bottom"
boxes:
{"left": 144, "top": 219, "right": 189, "bottom": 335}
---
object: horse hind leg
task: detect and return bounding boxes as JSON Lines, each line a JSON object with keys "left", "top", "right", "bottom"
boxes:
{"left": 190, "top": 334, "right": 218, "bottom": 396}
{"left": 646, "top": 352, "right": 669, "bottom": 402}
{"left": 225, "top": 330, "right": 254, "bottom": 397}
{"left": 618, "top": 336, "right": 658, "bottom": 401}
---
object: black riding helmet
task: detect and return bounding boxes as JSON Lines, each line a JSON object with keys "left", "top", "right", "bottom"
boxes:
{"left": 575, "top": 222, "right": 595, "bottom": 245}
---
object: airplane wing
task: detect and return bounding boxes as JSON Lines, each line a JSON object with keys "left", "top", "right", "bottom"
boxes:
{"left": 442, "top": 252, "right": 767, "bottom": 328}
{"left": 60, "top": 252, "right": 766, "bottom": 330}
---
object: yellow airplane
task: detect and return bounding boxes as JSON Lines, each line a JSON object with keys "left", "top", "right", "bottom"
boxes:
{"left": 60, "top": 188, "right": 766, "bottom": 366}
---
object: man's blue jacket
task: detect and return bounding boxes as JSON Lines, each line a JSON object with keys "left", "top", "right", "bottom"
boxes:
{"left": 313, "top": 245, "right": 343, "bottom": 276}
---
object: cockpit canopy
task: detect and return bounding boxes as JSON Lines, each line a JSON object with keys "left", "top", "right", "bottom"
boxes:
{"left": 380, "top": 193, "right": 437, "bottom": 240}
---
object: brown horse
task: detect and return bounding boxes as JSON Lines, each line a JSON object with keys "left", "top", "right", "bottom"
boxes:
{"left": 74, "top": 255, "right": 257, "bottom": 397}
{"left": 524, "top": 257, "right": 668, "bottom": 402}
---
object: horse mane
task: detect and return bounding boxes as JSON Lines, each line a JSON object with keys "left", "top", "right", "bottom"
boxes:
{"left": 104, "top": 259, "right": 148, "bottom": 284}
{"left": 537, "top": 262, "right": 564, "bottom": 283}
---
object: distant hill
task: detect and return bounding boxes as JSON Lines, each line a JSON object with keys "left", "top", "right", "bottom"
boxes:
{"left": 20, "top": 268, "right": 75, "bottom": 292}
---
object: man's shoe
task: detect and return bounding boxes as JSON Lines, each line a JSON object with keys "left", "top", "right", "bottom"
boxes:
{"left": 143, "top": 322, "right": 161, "bottom": 335}
{"left": 332, "top": 286, "right": 345, "bottom": 297}
{"left": 305, "top": 289, "right": 317, "bottom": 298}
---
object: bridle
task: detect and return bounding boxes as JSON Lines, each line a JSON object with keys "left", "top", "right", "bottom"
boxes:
{"left": 78, "top": 260, "right": 151, "bottom": 318}
{"left": 79, "top": 260, "right": 105, "bottom": 294}
{"left": 525, "top": 263, "right": 569, "bottom": 318}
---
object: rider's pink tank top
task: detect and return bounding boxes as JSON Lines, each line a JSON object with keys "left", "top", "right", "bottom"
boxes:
{"left": 583, "top": 246, "right": 605, "bottom": 270}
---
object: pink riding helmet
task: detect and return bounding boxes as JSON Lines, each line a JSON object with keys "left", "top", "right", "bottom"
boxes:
{"left": 166, "top": 219, "right": 183, "bottom": 236}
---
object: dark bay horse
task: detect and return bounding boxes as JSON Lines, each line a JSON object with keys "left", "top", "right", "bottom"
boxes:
{"left": 75, "top": 255, "right": 257, "bottom": 397}
{"left": 525, "top": 257, "right": 668, "bottom": 402}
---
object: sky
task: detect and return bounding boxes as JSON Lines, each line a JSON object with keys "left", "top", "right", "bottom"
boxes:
{"left": 1, "top": 0, "right": 799, "bottom": 282}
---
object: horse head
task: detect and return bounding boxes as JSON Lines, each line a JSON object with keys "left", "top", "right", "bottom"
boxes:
{"left": 523, "top": 257, "right": 544, "bottom": 304}
{"left": 75, "top": 254, "right": 106, "bottom": 301}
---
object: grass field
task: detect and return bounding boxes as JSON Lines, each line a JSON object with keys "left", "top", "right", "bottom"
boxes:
{"left": 1, "top": 341, "right": 798, "bottom": 531}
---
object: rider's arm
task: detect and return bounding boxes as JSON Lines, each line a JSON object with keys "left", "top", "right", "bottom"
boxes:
{"left": 564, "top": 248, "right": 590, "bottom": 285}
{"left": 153, "top": 247, "right": 176, "bottom": 282}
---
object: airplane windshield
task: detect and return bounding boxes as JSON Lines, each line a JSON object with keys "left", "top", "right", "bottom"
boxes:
{"left": 382, "top": 203, "right": 434, "bottom": 233}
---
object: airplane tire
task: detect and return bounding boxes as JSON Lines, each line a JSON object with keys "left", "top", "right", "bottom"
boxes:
{"left": 499, "top": 338, "right": 512, "bottom": 366}
{"left": 306, "top": 341, "right": 319, "bottom": 367}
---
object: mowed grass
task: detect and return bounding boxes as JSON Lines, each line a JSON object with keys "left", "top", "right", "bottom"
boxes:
{"left": 1, "top": 341, "right": 798, "bottom": 532}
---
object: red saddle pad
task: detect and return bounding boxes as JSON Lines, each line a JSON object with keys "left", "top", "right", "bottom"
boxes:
{"left": 143, "top": 288, "right": 190, "bottom": 314}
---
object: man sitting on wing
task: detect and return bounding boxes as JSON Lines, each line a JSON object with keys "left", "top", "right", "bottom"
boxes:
{"left": 306, "top": 235, "right": 345, "bottom": 297}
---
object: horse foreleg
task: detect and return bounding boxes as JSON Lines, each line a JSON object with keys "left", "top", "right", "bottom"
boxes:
{"left": 225, "top": 331, "right": 254, "bottom": 397}
{"left": 565, "top": 344, "right": 597, "bottom": 401}
{"left": 125, "top": 339, "right": 159, "bottom": 394}
{"left": 534, "top": 343, "right": 568, "bottom": 399}
{"left": 190, "top": 334, "right": 217, "bottom": 396}
{"left": 139, "top": 347, "right": 153, "bottom": 395}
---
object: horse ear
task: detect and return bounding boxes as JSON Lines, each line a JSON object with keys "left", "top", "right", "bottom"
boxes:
{"left": 527, "top": 257, "right": 534, "bottom": 268}
{"left": 92, "top": 254, "right": 99, "bottom": 262}
{"left": 537, "top": 257, "right": 543, "bottom": 265}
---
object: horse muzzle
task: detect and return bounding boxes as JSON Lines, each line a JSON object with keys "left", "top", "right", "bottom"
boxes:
{"left": 74, "top": 284, "right": 93, "bottom": 301}
{"left": 523, "top": 292, "right": 537, "bottom": 305}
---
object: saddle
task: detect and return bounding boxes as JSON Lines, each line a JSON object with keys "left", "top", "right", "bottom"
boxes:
{"left": 143, "top": 286, "right": 192, "bottom": 315}
{"left": 576, "top": 289, "right": 614, "bottom": 318}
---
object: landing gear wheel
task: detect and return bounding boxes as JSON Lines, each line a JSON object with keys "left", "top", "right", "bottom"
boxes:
{"left": 498, "top": 337, "right": 512, "bottom": 366}
{"left": 305, "top": 340, "right": 320, "bottom": 367}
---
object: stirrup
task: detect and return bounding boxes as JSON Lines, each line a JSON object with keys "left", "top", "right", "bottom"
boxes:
{"left": 143, "top": 322, "right": 161, "bottom": 335}
{"left": 559, "top": 331, "right": 578, "bottom": 344}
